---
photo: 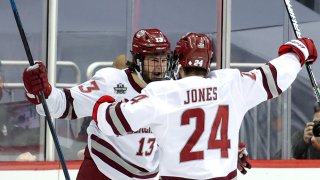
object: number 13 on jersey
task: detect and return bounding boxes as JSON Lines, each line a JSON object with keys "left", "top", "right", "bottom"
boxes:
{"left": 180, "top": 105, "right": 230, "bottom": 162}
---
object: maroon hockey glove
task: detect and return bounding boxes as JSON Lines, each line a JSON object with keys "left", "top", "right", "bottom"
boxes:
{"left": 23, "top": 61, "right": 52, "bottom": 105}
{"left": 278, "top": 37, "right": 318, "bottom": 66}
{"left": 237, "top": 142, "right": 252, "bottom": 175}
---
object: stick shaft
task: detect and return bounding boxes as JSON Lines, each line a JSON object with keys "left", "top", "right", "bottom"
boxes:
{"left": 283, "top": 0, "right": 320, "bottom": 105}
{"left": 9, "top": 0, "right": 70, "bottom": 179}
{"left": 9, "top": 0, "right": 34, "bottom": 66}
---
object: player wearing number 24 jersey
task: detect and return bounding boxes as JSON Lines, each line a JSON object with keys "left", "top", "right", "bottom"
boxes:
{"left": 93, "top": 33, "right": 318, "bottom": 179}
{"left": 23, "top": 29, "right": 171, "bottom": 179}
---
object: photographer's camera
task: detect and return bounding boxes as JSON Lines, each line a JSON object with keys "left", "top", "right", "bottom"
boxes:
{"left": 313, "top": 121, "right": 320, "bottom": 137}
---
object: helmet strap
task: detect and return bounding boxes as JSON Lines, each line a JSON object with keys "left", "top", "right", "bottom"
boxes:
{"left": 134, "top": 68, "right": 145, "bottom": 82}
{"left": 136, "top": 58, "right": 142, "bottom": 74}
{"left": 174, "top": 64, "right": 182, "bottom": 79}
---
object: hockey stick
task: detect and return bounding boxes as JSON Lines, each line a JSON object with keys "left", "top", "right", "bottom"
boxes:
{"left": 9, "top": 1, "right": 70, "bottom": 179}
{"left": 283, "top": 0, "right": 320, "bottom": 105}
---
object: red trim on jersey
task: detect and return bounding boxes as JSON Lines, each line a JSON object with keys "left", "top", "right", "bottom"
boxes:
{"left": 115, "top": 102, "right": 134, "bottom": 133}
{"left": 267, "top": 63, "right": 282, "bottom": 95}
{"left": 92, "top": 95, "right": 115, "bottom": 123}
{"left": 90, "top": 135, "right": 158, "bottom": 178}
{"left": 59, "top": 88, "right": 77, "bottom": 119}
{"left": 161, "top": 169, "right": 236, "bottom": 180}
{"left": 258, "top": 67, "right": 272, "bottom": 99}
{"left": 125, "top": 69, "right": 143, "bottom": 93}
{"left": 106, "top": 104, "right": 121, "bottom": 135}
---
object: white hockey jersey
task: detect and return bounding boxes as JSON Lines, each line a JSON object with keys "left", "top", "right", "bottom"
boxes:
{"left": 95, "top": 53, "right": 302, "bottom": 179}
{"left": 36, "top": 68, "right": 159, "bottom": 179}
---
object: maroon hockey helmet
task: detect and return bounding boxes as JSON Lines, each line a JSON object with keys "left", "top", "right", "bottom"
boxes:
{"left": 132, "top": 29, "right": 171, "bottom": 56}
{"left": 174, "top": 32, "right": 213, "bottom": 72}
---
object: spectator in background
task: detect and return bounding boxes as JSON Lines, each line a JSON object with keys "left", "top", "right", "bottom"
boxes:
{"left": 291, "top": 103, "right": 320, "bottom": 159}
{"left": 270, "top": 112, "right": 283, "bottom": 159}
{"left": 0, "top": 101, "right": 41, "bottom": 161}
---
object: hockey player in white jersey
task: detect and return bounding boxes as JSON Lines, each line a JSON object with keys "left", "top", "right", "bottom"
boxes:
{"left": 92, "top": 32, "right": 318, "bottom": 179}
{"left": 22, "top": 28, "right": 170, "bottom": 179}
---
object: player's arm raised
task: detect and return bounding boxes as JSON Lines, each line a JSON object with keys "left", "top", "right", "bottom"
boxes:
{"left": 238, "top": 38, "right": 317, "bottom": 111}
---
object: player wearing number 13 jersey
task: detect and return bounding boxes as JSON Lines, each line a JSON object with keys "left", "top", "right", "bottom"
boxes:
{"left": 93, "top": 33, "right": 318, "bottom": 179}
{"left": 22, "top": 29, "right": 171, "bottom": 179}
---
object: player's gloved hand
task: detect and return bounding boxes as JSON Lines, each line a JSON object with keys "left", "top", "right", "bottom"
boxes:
{"left": 237, "top": 142, "right": 252, "bottom": 175}
{"left": 23, "top": 61, "right": 52, "bottom": 105}
{"left": 278, "top": 37, "right": 318, "bottom": 66}
{"left": 92, "top": 95, "right": 115, "bottom": 122}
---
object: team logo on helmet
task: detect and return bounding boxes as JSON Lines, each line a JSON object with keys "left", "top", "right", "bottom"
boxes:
{"left": 114, "top": 83, "right": 127, "bottom": 94}
{"left": 197, "top": 43, "right": 205, "bottom": 48}
{"left": 155, "top": 37, "right": 165, "bottom": 43}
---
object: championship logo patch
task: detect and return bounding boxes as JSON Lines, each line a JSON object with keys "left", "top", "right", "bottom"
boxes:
{"left": 114, "top": 83, "right": 127, "bottom": 94}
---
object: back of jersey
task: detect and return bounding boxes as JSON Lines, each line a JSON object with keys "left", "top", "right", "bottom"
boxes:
{"left": 101, "top": 52, "right": 301, "bottom": 179}
{"left": 146, "top": 72, "right": 247, "bottom": 179}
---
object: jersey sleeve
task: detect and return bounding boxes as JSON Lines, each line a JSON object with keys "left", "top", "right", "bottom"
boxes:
{"left": 95, "top": 89, "right": 158, "bottom": 136}
{"left": 36, "top": 68, "right": 119, "bottom": 119}
{"left": 238, "top": 53, "right": 302, "bottom": 111}
{"left": 35, "top": 86, "right": 67, "bottom": 118}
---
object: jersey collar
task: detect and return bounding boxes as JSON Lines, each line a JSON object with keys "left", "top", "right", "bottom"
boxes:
{"left": 125, "top": 68, "right": 143, "bottom": 93}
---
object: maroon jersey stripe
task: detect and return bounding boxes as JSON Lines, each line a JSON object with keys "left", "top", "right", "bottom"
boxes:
{"left": 267, "top": 63, "right": 282, "bottom": 94}
{"left": 91, "top": 148, "right": 158, "bottom": 179}
{"left": 105, "top": 104, "right": 121, "bottom": 135}
{"left": 125, "top": 68, "right": 143, "bottom": 93}
{"left": 90, "top": 134, "right": 159, "bottom": 178}
{"left": 59, "top": 88, "right": 77, "bottom": 119}
{"left": 115, "top": 102, "right": 134, "bottom": 133}
{"left": 91, "top": 134, "right": 150, "bottom": 172}
{"left": 91, "top": 134, "right": 121, "bottom": 157}
{"left": 257, "top": 67, "right": 272, "bottom": 99}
